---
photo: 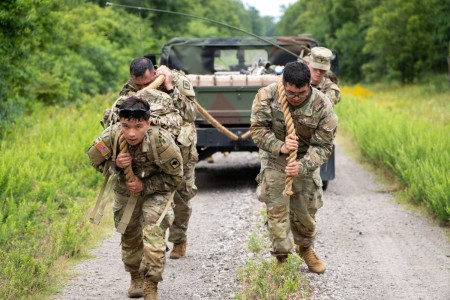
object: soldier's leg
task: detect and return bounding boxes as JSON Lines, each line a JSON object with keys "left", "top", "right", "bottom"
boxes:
{"left": 139, "top": 192, "right": 174, "bottom": 282}
{"left": 289, "top": 173, "right": 323, "bottom": 246}
{"left": 168, "top": 160, "right": 197, "bottom": 244}
{"left": 290, "top": 172, "right": 325, "bottom": 273}
{"left": 113, "top": 193, "right": 145, "bottom": 297}
{"left": 113, "top": 193, "right": 144, "bottom": 273}
{"left": 260, "top": 168, "right": 294, "bottom": 257}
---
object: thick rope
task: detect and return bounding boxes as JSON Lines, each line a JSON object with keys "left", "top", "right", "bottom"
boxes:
{"left": 278, "top": 76, "right": 297, "bottom": 196}
{"left": 137, "top": 74, "right": 166, "bottom": 95}
{"left": 136, "top": 74, "right": 252, "bottom": 142}
{"left": 119, "top": 134, "right": 135, "bottom": 184}
{"left": 195, "top": 103, "right": 240, "bottom": 141}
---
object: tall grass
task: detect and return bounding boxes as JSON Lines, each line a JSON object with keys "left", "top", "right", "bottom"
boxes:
{"left": 335, "top": 81, "right": 449, "bottom": 223}
{"left": 0, "top": 95, "right": 110, "bottom": 299}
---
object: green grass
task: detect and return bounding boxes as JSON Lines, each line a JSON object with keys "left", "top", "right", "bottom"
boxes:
{"left": 237, "top": 254, "right": 310, "bottom": 300}
{"left": 336, "top": 78, "right": 449, "bottom": 224}
{"left": 0, "top": 95, "right": 112, "bottom": 299}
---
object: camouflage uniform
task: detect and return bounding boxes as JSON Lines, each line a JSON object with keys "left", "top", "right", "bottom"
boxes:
{"left": 259, "top": 75, "right": 340, "bottom": 172}
{"left": 251, "top": 83, "right": 337, "bottom": 256}
{"left": 313, "top": 76, "right": 341, "bottom": 106}
{"left": 87, "top": 124, "right": 183, "bottom": 282}
{"left": 120, "top": 69, "right": 198, "bottom": 244}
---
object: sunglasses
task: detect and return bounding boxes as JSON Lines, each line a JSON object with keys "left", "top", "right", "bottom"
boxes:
{"left": 285, "top": 89, "right": 309, "bottom": 99}
{"left": 118, "top": 108, "right": 150, "bottom": 120}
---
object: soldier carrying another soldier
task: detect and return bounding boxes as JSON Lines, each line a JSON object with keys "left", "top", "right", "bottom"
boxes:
{"left": 101, "top": 57, "right": 198, "bottom": 297}
{"left": 88, "top": 96, "right": 183, "bottom": 299}
{"left": 251, "top": 61, "right": 338, "bottom": 274}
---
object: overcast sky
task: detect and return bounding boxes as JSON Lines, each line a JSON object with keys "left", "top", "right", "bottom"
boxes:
{"left": 242, "top": 0, "right": 297, "bottom": 20}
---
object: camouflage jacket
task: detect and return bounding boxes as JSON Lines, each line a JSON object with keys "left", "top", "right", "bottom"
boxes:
{"left": 87, "top": 124, "right": 183, "bottom": 196}
{"left": 313, "top": 77, "right": 341, "bottom": 106}
{"left": 119, "top": 69, "right": 198, "bottom": 147}
{"left": 107, "top": 89, "right": 182, "bottom": 140}
{"left": 250, "top": 83, "right": 338, "bottom": 175}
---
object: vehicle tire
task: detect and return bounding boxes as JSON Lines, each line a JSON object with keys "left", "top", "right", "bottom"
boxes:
{"left": 322, "top": 180, "right": 329, "bottom": 191}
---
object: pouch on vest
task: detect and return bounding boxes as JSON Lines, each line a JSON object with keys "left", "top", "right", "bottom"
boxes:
{"left": 177, "top": 123, "right": 194, "bottom": 147}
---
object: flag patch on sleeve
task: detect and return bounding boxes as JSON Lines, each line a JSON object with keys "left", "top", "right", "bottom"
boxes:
{"left": 95, "top": 140, "right": 111, "bottom": 157}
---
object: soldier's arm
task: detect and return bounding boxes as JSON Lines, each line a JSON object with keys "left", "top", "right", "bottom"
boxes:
{"left": 299, "top": 102, "right": 337, "bottom": 175}
{"left": 325, "top": 83, "right": 341, "bottom": 105}
{"left": 87, "top": 125, "right": 118, "bottom": 173}
{"left": 250, "top": 88, "right": 284, "bottom": 155}
{"left": 141, "top": 130, "right": 183, "bottom": 195}
{"left": 171, "top": 71, "right": 198, "bottom": 123}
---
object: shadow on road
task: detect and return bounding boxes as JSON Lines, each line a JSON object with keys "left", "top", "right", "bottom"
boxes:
{"left": 195, "top": 152, "right": 260, "bottom": 192}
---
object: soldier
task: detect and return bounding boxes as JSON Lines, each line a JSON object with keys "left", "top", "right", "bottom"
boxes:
{"left": 303, "top": 46, "right": 341, "bottom": 105}
{"left": 258, "top": 46, "right": 340, "bottom": 175}
{"left": 88, "top": 96, "right": 183, "bottom": 299}
{"left": 250, "top": 61, "right": 338, "bottom": 274}
{"left": 109, "top": 57, "right": 198, "bottom": 260}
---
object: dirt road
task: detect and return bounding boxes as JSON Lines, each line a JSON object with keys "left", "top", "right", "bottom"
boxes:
{"left": 54, "top": 148, "right": 449, "bottom": 300}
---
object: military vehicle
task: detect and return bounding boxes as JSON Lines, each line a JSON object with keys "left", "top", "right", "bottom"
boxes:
{"left": 151, "top": 35, "right": 338, "bottom": 190}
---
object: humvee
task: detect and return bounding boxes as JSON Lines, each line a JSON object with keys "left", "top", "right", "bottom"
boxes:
{"left": 152, "top": 35, "right": 337, "bottom": 189}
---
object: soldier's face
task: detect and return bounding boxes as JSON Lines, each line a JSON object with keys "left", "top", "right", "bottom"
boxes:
{"left": 285, "top": 83, "right": 309, "bottom": 106}
{"left": 307, "top": 62, "right": 327, "bottom": 85}
{"left": 132, "top": 69, "right": 157, "bottom": 91}
{"left": 120, "top": 118, "right": 151, "bottom": 146}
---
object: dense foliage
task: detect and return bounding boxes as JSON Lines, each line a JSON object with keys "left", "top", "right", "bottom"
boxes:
{"left": 276, "top": 0, "right": 449, "bottom": 83}
{"left": 0, "top": 0, "right": 273, "bottom": 136}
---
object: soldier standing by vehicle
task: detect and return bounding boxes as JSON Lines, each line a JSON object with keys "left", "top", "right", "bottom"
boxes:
{"left": 113, "top": 57, "right": 199, "bottom": 260}
{"left": 250, "top": 61, "right": 338, "bottom": 274}
{"left": 88, "top": 96, "right": 183, "bottom": 299}
{"left": 303, "top": 46, "right": 341, "bottom": 105}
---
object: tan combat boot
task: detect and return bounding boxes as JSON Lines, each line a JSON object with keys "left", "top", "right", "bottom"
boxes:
{"left": 169, "top": 240, "right": 187, "bottom": 259}
{"left": 143, "top": 278, "right": 159, "bottom": 300}
{"left": 297, "top": 245, "right": 326, "bottom": 274}
{"left": 127, "top": 271, "right": 143, "bottom": 298}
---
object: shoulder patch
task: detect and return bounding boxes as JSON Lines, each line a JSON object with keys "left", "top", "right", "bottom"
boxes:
{"left": 183, "top": 80, "right": 191, "bottom": 90}
{"left": 258, "top": 88, "right": 269, "bottom": 102}
{"left": 95, "top": 140, "right": 111, "bottom": 157}
{"left": 170, "top": 158, "right": 181, "bottom": 169}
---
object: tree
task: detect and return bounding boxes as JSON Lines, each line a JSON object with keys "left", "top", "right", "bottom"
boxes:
{"left": 364, "top": 0, "right": 449, "bottom": 82}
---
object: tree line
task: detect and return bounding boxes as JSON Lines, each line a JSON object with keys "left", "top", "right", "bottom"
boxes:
{"left": 0, "top": 0, "right": 273, "bottom": 135}
{"left": 276, "top": 0, "right": 449, "bottom": 83}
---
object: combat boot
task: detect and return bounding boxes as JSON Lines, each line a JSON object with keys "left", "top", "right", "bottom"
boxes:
{"left": 297, "top": 245, "right": 326, "bottom": 274}
{"left": 127, "top": 271, "right": 143, "bottom": 298}
{"left": 170, "top": 240, "right": 187, "bottom": 259}
{"left": 143, "top": 278, "right": 159, "bottom": 300}
{"left": 276, "top": 254, "right": 288, "bottom": 266}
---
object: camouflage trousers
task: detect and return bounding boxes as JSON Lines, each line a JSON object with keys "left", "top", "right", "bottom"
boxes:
{"left": 113, "top": 190, "right": 174, "bottom": 282}
{"left": 258, "top": 148, "right": 270, "bottom": 172}
{"left": 168, "top": 144, "right": 198, "bottom": 244}
{"left": 256, "top": 167, "right": 323, "bottom": 256}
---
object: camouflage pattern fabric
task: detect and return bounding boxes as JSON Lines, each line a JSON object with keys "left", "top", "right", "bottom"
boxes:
{"left": 258, "top": 75, "right": 340, "bottom": 174}
{"left": 250, "top": 83, "right": 337, "bottom": 255}
{"left": 106, "top": 89, "right": 182, "bottom": 140}
{"left": 87, "top": 124, "right": 183, "bottom": 282}
{"left": 167, "top": 69, "right": 198, "bottom": 244}
{"left": 314, "top": 76, "right": 341, "bottom": 106}
{"left": 117, "top": 68, "right": 199, "bottom": 244}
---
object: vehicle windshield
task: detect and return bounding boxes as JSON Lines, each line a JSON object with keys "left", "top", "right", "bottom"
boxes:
{"left": 213, "top": 49, "right": 268, "bottom": 73}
